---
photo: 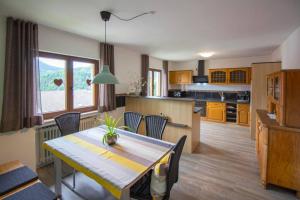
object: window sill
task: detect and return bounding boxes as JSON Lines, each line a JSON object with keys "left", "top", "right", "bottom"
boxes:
{"left": 38, "top": 110, "right": 99, "bottom": 128}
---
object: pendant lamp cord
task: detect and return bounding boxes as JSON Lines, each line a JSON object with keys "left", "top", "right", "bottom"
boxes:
{"left": 111, "top": 11, "right": 155, "bottom": 21}
{"left": 104, "top": 20, "right": 107, "bottom": 45}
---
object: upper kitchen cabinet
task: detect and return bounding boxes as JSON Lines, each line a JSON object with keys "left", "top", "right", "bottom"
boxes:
{"left": 209, "top": 69, "right": 227, "bottom": 84}
{"left": 169, "top": 70, "right": 193, "bottom": 84}
{"left": 208, "top": 67, "right": 251, "bottom": 85}
{"left": 267, "top": 70, "right": 300, "bottom": 128}
{"left": 228, "top": 68, "right": 251, "bottom": 84}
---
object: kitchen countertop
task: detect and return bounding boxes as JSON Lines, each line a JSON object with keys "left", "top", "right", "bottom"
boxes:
{"left": 256, "top": 109, "right": 300, "bottom": 133}
{"left": 125, "top": 95, "right": 250, "bottom": 104}
{"left": 195, "top": 98, "right": 250, "bottom": 104}
{"left": 125, "top": 95, "right": 195, "bottom": 102}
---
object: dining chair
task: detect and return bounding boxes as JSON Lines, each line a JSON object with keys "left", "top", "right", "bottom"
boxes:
{"left": 55, "top": 112, "right": 81, "bottom": 189}
{"left": 145, "top": 115, "right": 168, "bottom": 140}
{"left": 130, "top": 135, "right": 187, "bottom": 200}
{"left": 124, "top": 112, "right": 143, "bottom": 133}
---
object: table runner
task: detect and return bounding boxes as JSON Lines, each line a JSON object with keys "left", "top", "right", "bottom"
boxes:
{"left": 43, "top": 126, "right": 174, "bottom": 199}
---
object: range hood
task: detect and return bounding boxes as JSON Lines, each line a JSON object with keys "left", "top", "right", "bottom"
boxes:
{"left": 193, "top": 60, "right": 208, "bottom": 83}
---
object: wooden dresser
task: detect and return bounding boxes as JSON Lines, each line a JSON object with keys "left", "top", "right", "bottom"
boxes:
{"left": 256, "top": 69, "right": 300, "bottom": 196}
{"left": 256, "top": 110, "right": 300, "bottom": 196}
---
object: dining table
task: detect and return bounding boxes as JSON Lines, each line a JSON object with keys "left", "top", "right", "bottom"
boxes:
{"left": 43, "top": 125, "right": 174, "bottom": 199}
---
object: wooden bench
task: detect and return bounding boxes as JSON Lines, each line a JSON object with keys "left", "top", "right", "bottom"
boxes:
{"left": 0, "top": 161, "right": 56, "bottom": 200}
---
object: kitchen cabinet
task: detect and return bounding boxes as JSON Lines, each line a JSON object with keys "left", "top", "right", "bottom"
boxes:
{"left": 169, "top": 70, "right": 193, "bottom": 84}
{"left": 256, "top": 110, "right": 300, "bottom": 196}
{"left": 208, "top": 67, "right": 251, "bottom": 84}
{"left": 237, "top": 104, "right": 250, "bottom": 126}
{"left": 208, "top": 69, "right": 227, "bottom": 84}
{"left": 228, "top": 68, "right": 251, "bottom": 84}
{"left": 266, "top": 70, "right": 300, "bottom": 128}
{"left": 206, "top": 102, "right": 226, "bottom": 122}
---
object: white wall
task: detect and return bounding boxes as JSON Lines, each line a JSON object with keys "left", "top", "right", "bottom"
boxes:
{"left": 270, "top": 26, "right": 300, "bottom": 69}
{"left": 114, "top": 46, "right": 141, "bottom": 94}
{"left": 0, "top": 129, "right": 37, "bottom": 170}
{"left": 149, "top": 56, "right": 163, "bottom": 70}
{"left": 205, "top": 55, "right": 271, "bottom": 69}
{"left": 169, "top": 60, "right": 198, "bottom": 75}
{"left": 39, "top": 25, "right": 100, "bottom": 60}
{"left": 271, "top": 46, "right": 282, "bottom": 62}
{"left": 281, "top": 26, "right": 300, "bottom": 69}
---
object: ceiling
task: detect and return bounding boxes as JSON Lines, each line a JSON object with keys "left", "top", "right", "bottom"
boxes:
{"left": 1, "top": 0, "right": 300, "bottom": 61}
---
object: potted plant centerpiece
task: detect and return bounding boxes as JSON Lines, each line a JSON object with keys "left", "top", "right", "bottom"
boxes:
{"left": 101, "top": 113, "right": 126, "bottom": 145}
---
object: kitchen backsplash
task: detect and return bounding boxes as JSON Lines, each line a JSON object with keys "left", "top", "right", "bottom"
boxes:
{"left": 170, "top": 83, "right": 251, "bottom": 92}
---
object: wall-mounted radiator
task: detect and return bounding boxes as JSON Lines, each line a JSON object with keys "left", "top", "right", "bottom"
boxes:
{"left": 36, "top": 116, "right": 100, "bottom": 167}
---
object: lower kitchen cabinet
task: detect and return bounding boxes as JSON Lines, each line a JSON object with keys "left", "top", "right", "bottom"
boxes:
{"left": 256, "top": 110, "right": 300, "bottom": 196}
{"left": 237, "top": 104, "right": 250, "bottom": 126}
{"left": 206, "top": 102, "right": 226, "bottom": 122}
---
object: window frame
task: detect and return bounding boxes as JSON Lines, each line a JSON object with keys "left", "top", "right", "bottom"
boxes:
{"left": 39, "top": 51, "right": 99, "bottom": 119}
{"left": 148, "top": 68, "right": 162, "bottom": 96}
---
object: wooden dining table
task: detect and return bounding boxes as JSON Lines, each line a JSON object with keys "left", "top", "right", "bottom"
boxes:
{"left": 43, "top": 125, "right": 174, "bottom": 199}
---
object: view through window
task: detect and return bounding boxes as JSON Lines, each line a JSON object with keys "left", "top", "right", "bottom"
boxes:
{"left": 38, "top": 52, "right": 99, "bottom": 118}
{"left": 148, "top": 68, "right": 161, "bottom": 96}
{"left": 39, "top": 57, "right": 66, "bottom": 113}
{"left": 73, "top": 61, "right": 95, "bottom": 109}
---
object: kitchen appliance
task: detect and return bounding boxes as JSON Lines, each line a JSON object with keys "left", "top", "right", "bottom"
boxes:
{"left": 237, "top": 91, "right": 250, "bottom": 103}
{"left": 226, "top": 103, "right": 237, "bottom": 122}
{"left": 193, "top": 60, "right": 208, "bottom": 83}
{"left": 168, "top": 90, "right": 187, "bottom": 97}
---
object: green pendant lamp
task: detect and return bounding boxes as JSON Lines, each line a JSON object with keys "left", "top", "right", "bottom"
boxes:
{"left": 93, "top": 11, "right": 119, "bottom": 85}
{"left": 92, "top": 65, "right": 119, "bottom": 84}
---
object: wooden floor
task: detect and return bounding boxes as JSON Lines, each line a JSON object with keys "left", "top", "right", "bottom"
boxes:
{"left": 38, "top": 121, "right": 298, "bottom": 200}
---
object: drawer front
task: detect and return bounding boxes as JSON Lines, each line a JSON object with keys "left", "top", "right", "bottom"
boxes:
{"left": 237, "top": 104, "right": 249, "bottom": 111}
{"left": 207, "top": 102, "right": 225, "bottom": 108}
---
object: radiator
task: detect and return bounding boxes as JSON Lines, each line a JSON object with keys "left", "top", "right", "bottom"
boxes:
{"left": 36, "top": 116, "right": 100, "bottom": 167}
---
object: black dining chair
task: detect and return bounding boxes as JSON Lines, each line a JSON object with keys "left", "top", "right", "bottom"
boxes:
{"left": 55, "top": 112, "right": 81, "bottom": 189}
{"left": 145, "top": 115, "right": 168, "bottom": 140}
{"left": 130, "top": 135, "right": 187, "bottom": 200}
{"left": 55, "top": 112, "right": 81, "bottom": 136}
{"left": 124, "top": 112, "right": 143, "bottom": 133}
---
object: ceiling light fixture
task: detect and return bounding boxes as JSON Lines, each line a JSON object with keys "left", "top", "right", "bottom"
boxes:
{"left": 197, "top": 52, "right": 215, "bottom": 58}
{"left": 93, "top": 10, "right": 155, "bottom": 84}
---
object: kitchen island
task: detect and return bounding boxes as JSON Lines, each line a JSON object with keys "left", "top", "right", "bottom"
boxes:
{"left": 125, "top": 95, "right": 200, "bottom": 153}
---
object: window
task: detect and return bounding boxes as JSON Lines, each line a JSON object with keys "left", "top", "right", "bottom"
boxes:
{"left": 39, "top": 52, "right": 99, "bottom": 119}
{"left": 148, "top": 68, "right": 161, "bottom": 96}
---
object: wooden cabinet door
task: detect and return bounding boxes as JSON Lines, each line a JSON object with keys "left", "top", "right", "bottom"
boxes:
{"left": 169, "top": 71, "right": 177, "bottom": 84}
{"left": 209, "top": 69, "right": 228, "bottom": 84}
{"left": 169, "top": 70, "right": 192, "bottom": 84}
{"left": 206, "top": 102, "right": 226, "bottom": 122}
{"left": 228, "top": 68, "right": 250, "bottom": 84}
{"left": 180, "top": 71, "right": 193, "bottom": 84}
{"left": 237, "top": 104, "right": 250, "bottom": 126}
{"left": 258, "top": 126, "right": 268, "bottom": 184}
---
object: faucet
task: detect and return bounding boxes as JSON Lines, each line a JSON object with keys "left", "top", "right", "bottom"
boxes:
{"left": 219, "top": 92, "right": 225, "bottom": 102}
